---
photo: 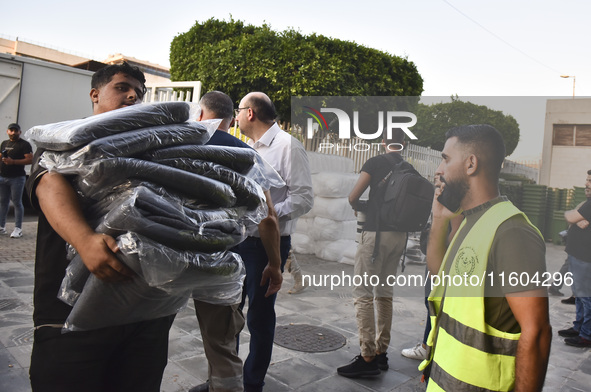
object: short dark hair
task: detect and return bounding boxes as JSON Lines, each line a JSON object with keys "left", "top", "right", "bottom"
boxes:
{"left": 91, "top": 62, "right": 146, "bottom": 94}
{"left": 587, "top": 169, "right": 591, "bottom": 175}
{"left": 248, "top": 94, "right": 277, "bottom": 123}
{"left": 445, "top": 124, "right": 506, "bottom": 179}
{"left": 200, "top": 91, "right": 234, "bottom": 121}
{"left": 383, "top": 128, "right": 406, "bottom": 145}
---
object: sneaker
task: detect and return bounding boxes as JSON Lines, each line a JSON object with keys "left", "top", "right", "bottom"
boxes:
{"left": 188, "top": 381, "right": 209, "bottom": 392}
{"left": 0, "top": 226, "right": 6, "bottom": 235}
{"left": 376, "top": 352, "right": 389, "bottom": 370}
{"left": 288, "top": 270, "right": 306, "bottom": 294}
{"left": 565, "top": 336, "right": 591, "bottom": 348}
{"left": 10, "top": 227, "right": 22, "bottom": 238}
{"left": 548, "top": 286, "right": 564, "bottom": 296}
{"left": 337, "top": 355, "right": 380, "bottom": 378}
{"left": 562, "top": 296, "right": 576, "bottom": 305}
{"left": 558, "top": 327, "right": 580, "bottom": 338}
{"left": 401, "top": 343, "right": 429, "bottom": 360}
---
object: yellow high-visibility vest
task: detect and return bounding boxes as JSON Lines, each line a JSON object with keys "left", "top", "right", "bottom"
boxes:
{"left": 419, "top": 201, "right": 543, "bottom": 391}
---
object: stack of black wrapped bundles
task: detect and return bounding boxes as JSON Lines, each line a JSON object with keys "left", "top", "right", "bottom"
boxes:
{"left": 26, "top": 102, "right": 281, "bottom": 331}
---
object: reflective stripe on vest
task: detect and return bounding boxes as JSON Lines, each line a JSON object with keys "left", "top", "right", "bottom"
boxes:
{"left": 423, "top": 201, "right": 542, "bottom": 391}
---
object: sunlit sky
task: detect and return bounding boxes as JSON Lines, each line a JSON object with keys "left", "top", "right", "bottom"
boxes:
{"left": 3, "top": 0, "right": 589, "bottom": 159}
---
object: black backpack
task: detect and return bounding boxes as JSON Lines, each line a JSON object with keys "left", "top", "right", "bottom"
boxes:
{"left": 377, "top": 154, "right": 434, "bottom": 233}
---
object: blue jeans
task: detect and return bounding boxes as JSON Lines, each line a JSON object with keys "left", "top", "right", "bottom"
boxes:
{"left": 235, "top": 236, "right": 291, "bottom": 392}
{"left": 569, "top": 254, "right": 591, "bottom": 339}
{"left": 0, "top": 175, "right": 26, "bottom": 229}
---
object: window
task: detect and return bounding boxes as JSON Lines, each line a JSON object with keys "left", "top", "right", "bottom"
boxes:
{"left": 553, "top": 125, "right": 574, "bottom": 146}
{"left": 553, "top": 124, "right": 591, "bottom": 146}
{"left": 575, "top": 125, "right": 591, "bottom": 146}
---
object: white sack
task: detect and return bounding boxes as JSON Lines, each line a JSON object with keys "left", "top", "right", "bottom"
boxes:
{"left": 312, "top": 172, "right": 358, "bottom": 198}
{"left": 312, "top": 217, "right": 356, "bottom": 241}
{"left": 291, "top": 233, "right": 316, "bottom": 255}
{"left": 309, "top": 197, "right": 356, "bottom": 221}
{"left": 307, "top": 152, "right": 354, "bottom": 174}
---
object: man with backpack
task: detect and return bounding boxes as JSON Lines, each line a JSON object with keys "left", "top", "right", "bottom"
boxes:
{"left": 337, "top": 129, "right": 433, "bottom": 378}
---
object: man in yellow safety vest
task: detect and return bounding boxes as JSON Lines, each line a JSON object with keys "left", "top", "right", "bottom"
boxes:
{"left": 421, "top": 124, "right": 551, "bottom": 391}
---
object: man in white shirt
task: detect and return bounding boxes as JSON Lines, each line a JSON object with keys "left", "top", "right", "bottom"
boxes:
{"left": 234, "top": 92, "right": 313, "bottom": 392}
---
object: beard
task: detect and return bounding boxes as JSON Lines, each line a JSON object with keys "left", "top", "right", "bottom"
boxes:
{"left": 439, "top": 174, "right": 469, "bottom": 212}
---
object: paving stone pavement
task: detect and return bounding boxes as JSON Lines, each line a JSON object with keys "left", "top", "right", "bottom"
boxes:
{"left": 1, "top": 215, "right": 590, "bottom": 391}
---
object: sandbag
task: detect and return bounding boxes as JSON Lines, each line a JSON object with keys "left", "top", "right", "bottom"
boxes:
{"left": 314, "top": 239, "right": 354, "bottom": 262}
{"left": 291, "top": 233, "right": 316, "bottom": 255}
{"left": 309, "top": 196, "right": 356, "bottom": 221}
{"left": 311, "top": 172, "right": 358, "bottom": 198}
{"left": 312, "top": 216, "right": 357, "bottom": 241}
{"left": 306, "top": 151, "right": 354, "bottom": 174}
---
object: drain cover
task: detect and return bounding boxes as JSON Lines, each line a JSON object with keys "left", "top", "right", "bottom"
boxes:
{"left": 274, "top": 324, "right": 346, "bottom": 352}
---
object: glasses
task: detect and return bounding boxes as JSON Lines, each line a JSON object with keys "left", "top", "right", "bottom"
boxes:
{"left": 234, "top": 107, "right": 251, "bottom": 117}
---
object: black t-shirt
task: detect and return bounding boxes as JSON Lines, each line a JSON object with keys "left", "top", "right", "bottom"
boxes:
{"left": 566, "top": 199, "right": 591, "bottom": 263}
{"left": 359, "top": 152, "right": 403, "bottom": 231}
{"left": 1, "top": 138, "right": 33, "bottom": 177}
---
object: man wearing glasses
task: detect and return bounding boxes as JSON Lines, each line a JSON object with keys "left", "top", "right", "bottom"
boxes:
{"left": 234, "top": 92, "right": 313, "bottom": 392}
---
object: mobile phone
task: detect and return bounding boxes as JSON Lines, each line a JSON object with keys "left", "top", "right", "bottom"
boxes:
{"left": 437, "top": 185, "right": 462, "bottom": 213}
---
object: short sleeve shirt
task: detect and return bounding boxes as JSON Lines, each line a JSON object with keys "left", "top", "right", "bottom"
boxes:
{"left": 0, "top": 138, "right": 33, "bottom": 177}
{"left": 443, "top": 197, "right": 546, "bottom": 333}
{"left": 565, "top": 199, "right": 591, "bottom": 263}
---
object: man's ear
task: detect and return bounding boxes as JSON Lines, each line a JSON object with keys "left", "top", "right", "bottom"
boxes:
{"left": 90, "top": 88, "right": 99, "bottom": 104}
{"left": 466, "top": 154, "right": 478, "bottom": 176}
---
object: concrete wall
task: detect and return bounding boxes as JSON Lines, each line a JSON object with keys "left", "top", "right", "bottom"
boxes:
{"left": 540, "top": 98, "right": 591, "bottom": 188}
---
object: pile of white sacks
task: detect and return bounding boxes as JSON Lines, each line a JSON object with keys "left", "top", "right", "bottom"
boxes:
{"left": 292, "top": 151, "right": 425, "bottom": 266}
{"left": 292, "top": 152, "right": 364, "bottom": 265}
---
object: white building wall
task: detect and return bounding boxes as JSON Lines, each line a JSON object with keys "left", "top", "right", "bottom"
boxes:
{"left": 540, "top": 98, "right": 591, "bottom": 188}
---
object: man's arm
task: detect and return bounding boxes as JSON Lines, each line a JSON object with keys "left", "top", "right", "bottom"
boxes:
{"left": 506, "top": 291, "right": 552, "bottom": 392}
{"left": 1, "top": 152, "right": 33, "bottom": 166}
{"left": 565, "top": 199, "right": 591, "bottom": 225}
{"left": 426, "top": 185, "right": 461, "bottom": 275}
{"left": 348, "top": 171, "right": 371, "bottom": 210}
{"left": 565, "top": 209, "right": 586, "bottom": 224}
{"left": 273, "top": 143, "right": 313, "bottom": 220}
{"left": 258, "top": 190, "right": 282, "bottom": 297}
{"left": 36, "top": 172, "right": 134, "bottom": 282}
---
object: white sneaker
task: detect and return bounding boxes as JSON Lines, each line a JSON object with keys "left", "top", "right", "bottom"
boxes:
{"left": 401, "top": 343, "right": 429, "bottom": 360}
{"left": 0, "top": 226, "right": 6, "bottom": 235}
{"left": 10, "top": 227, "right": 22, "bottom": 238}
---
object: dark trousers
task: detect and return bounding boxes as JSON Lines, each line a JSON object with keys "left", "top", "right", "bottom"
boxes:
{"left": 29, "top": 315, "right": 175, "bottom": 392}
{"left": 235, "top": 236, "right": 291, "bottom": 392}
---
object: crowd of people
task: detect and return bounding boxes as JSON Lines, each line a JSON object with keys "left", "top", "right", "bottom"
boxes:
{"left": 5, "top": 61, "right": 589, "bottom": 392}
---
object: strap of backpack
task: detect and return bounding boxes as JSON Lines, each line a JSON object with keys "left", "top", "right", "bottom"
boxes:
{"left": 401, "top": 232, "right": 408, "bottom": 273}
{"left": 372, "top": 153, "right": 403, "bottom": 261}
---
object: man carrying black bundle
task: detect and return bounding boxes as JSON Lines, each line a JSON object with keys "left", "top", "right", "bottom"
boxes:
{"left": 26, "top": 63, "right": 175, "bottom": 392}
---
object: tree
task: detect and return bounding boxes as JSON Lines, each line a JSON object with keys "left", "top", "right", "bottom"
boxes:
{"left": 412, "top": 97, "right": 520, "bottom": 156}
{"left": 170, "top": 18, "right": 423, "bottom": 122}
